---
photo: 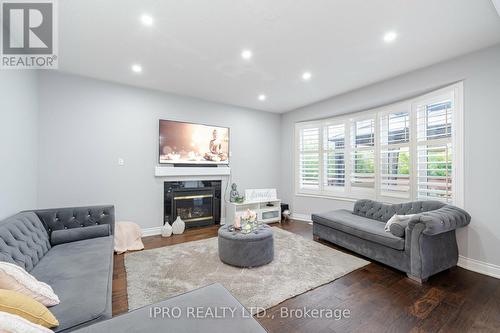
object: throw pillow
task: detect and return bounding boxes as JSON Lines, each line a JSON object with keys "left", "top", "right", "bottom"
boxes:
{"left": 385, "top": 214, "right": 416, "bottom": 237}
{"left": 389, "top": 220, "right": 408, "bottom": 237}
{"left": 0, "top": 289, "right": 59, "bottom": 328}
{"left": 50, "top": 224, "right": 111, "bottom": 246}
{"left": 0, "top": 262, "right": 59, "bottom": 307}
{"left": 384, "top": 214, "right": 400, "bottom": 232}
{"left": 0, "top": 311, "right": 53, "bottom": 333}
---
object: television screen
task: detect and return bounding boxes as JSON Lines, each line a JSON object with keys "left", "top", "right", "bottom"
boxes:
{"left": 159, "top": 120, "right": 230, "bottom": 165}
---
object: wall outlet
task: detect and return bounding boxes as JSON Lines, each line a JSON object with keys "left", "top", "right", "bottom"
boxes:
{"left": 118, "top": 158, "right": 125, "bottom": 166}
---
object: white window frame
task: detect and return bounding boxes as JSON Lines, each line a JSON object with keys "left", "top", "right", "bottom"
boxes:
{"left": 322, "top": 120, "right": 347, "bottom": 195}
{"left": 294, "top": 82, "right": 464, "bottom": 207}
{"left": 348, "top": 113, "right": 377, "bottom": 199}
{"left": 378, "top": 102, "right": 412, "bottom": 202}
{"left": 295, "top": 121, "right": 322, "bottom": 195}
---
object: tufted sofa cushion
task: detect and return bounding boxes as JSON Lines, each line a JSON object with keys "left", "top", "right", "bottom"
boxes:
{"left": 0, "top": 212, "right": 51, "bottom": 272}
{"left": 353, "top": 199, "right": 446, "bottom": 222}
{"left": 30, "top": 206, "right": 115, "bottom": 239}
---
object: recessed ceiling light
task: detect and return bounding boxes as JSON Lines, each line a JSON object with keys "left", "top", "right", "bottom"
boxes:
{"left": 241, "top": 49, "right": 253, "bottom": 60}
{"left": 302, "top": 71, "right": 312, "bottom": 81}
{"left": 258, "top": 94, "right": 266, "bottom": 101}
{"left": 140, "top": 14, "right": 153, "bottom": 26}
{"left": 131, "top": 64, "right": 142, "bottom": 73}
{"left": 383, "top": 31, "right": 398, "bottom": 43}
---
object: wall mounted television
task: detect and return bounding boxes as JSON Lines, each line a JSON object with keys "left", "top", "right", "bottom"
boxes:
{"left": 159, "top": 120, "right": 230, "bottom": 165}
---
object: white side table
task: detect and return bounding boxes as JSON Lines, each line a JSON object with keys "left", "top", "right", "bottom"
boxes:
{"left": 226, "top": 199, "right": 281, "bottom": 225}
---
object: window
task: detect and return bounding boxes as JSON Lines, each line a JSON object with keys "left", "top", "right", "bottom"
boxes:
{"left": 416, "top": 96, "right": 454, "bottom": 202}
{"left": 295, "top": 83, "right": 464, "bottom": 206}
{"left": 351, "top": 118, "right": 375, "bottom": 192}
{"left": 323, "top": 123, "right": 345, "bottom": 190}
{"left": 380, "top": 109, "right": 411, "bottom": 199}
{"left": 297, "top": 125, "right": 320, "bottom": 191}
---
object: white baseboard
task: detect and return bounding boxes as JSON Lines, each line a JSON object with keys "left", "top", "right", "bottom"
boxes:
{"left": 290, "top": 213, "right": 312, "bottom": 223}
{"left": 142, "top": 227, "right": 163, "bottom": 237}
{"left": 142, "top": 219, "right": 226, "bottom": 237}
{"left": 457, "top": 255, "right": 500, "bottom": 280}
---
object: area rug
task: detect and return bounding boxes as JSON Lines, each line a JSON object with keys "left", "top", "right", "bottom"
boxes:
{"left": 125, "top": 227, "right": 369, "bottom": 313}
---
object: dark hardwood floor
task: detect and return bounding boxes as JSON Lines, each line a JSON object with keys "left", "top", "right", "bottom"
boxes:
{"left": 112, "top": 220, "right": 500, "bottom": 332}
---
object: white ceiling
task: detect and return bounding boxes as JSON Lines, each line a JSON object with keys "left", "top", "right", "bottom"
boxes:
{"left": 58, "top": 0, "right": 500, "bottom": 113}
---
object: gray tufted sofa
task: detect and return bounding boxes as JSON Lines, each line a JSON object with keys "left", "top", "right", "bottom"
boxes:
{"left": 312, "top": 200, "right": 471, "bottom": 282}
{"left": 1, "top": 207, "right": 269, "bottom": 333}
{"left": 0, "top": 206, "right": 115, "bottom": 332}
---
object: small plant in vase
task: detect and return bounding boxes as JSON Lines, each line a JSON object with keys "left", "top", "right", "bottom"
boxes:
{"left": 240, "top": 209, "right": 257, "bottom": 234}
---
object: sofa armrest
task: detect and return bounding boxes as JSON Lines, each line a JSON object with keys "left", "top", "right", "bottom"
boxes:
{"left": 405, "top": 204, "right": 470, "bottom": 280}
{"left": 407, "top": 205, "right": 471, "bottom": 236}
{"left": 29, "top": 205, "right": 115, "bottom": 237}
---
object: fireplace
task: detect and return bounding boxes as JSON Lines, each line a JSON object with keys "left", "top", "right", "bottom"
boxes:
{"left": 164, "top": 180, "right": 221, "bottom": 228}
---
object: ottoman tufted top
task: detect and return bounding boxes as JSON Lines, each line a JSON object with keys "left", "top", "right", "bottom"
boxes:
{"left": 218, "top": 224, "right": 273, "bottom": 242}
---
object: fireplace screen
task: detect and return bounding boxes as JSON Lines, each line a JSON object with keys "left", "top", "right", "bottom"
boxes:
{"left": 164, "top": 180, "right": 221, "bottom": 228}
{"left": 172, "top": 191, "right": 214, "bottom": 224}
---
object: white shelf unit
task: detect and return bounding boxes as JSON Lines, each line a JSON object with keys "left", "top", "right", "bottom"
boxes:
{"left": 226, "top": 199, "right": 281, "bottom": 225}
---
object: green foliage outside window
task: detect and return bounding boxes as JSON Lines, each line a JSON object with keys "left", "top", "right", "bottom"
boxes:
{"left": 427, "top": 149, "right": 452, "bottom": 177}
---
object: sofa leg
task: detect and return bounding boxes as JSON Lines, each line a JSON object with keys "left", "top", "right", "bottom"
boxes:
{"left": 313, "top": 235, "right": 320, "bottom": 241}
{"left": 407, "top": 273, "right": 428, "bottom": 284}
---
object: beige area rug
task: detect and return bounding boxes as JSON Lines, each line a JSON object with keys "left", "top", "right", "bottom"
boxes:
{"left": 125, "top": 227, "right": 369, "bottom": 313}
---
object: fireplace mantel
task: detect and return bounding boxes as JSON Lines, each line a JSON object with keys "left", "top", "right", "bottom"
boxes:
{"left": 155, "top": 166, "right": 231, "bottom": 177}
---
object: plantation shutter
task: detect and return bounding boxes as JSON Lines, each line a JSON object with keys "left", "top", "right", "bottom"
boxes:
{"left": 298, "top": 125, "right": 321, "bottom": 190}
{"left": 351, "top": 119, "right": 375, "bottom": 191}
{"left": 294, "top": 83, "right": 462, "bottom": 204}
{"left": 379, "top": 111, "right": 411, "bottom": 199}
{"left": 416, "top": 97, "right": 453, "bottom": 202}
{"left": 323, "top": 124, "right": 345, "bottom": 190}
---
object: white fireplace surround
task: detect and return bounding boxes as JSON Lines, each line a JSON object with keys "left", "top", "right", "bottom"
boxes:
{"left": 143, "top": 166, "right": 230, "bottom": 236}
{"left": 154, "top": 165, "right": 231, "bottom": 177}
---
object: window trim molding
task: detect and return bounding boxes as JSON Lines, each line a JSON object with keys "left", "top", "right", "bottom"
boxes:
{"left": 452, "top": 82, "right": 465, "bottom": 208}
{"left": 294, "top": 82, "right": 464, "bottom": 207}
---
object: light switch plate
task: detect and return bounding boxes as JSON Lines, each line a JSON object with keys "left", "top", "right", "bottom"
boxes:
{"left": 118, "top": 158, "right": 125, "bottom": 166}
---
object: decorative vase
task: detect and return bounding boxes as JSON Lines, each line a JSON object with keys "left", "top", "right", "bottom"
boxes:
{"left": 240, "top": 219, "right": 256, "bottom": 234}
{"left": 161, "top": 223, "right": 172, "bottom": 237}
{"left": 172, "top": 216, "right": 185, "bottom": 235}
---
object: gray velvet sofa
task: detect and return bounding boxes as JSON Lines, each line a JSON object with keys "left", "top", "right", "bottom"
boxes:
{"left": 312, "top": 200, "right": 471, "bottom": 282}
{"left": 0, "top": 206, "right": 115, "bottom": 332}
{"left": 1, "top": 207, "right": 268, "bottom": 332}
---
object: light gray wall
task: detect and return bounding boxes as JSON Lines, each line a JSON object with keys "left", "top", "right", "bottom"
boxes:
{"left": 37, "top": 71, "right": 281, "bottom": 229}
{"left": 0, "top": 71, "right": 39, "bottom": 219}
{"left": 281, "top": 44, "right": 500, "bottom": 266}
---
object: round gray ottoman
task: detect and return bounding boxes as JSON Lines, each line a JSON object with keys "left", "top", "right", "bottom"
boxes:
{"left": 218, "top": 224, "right": 274, "bottom": 268}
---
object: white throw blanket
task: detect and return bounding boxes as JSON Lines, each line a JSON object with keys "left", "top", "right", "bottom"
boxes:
{"left": 114, "top": 221, "right": 144, "bottom": 254}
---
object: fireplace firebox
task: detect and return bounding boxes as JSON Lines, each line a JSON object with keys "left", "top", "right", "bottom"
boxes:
{"left": 164, "top": 181, "right": 221, "bottom": 228}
